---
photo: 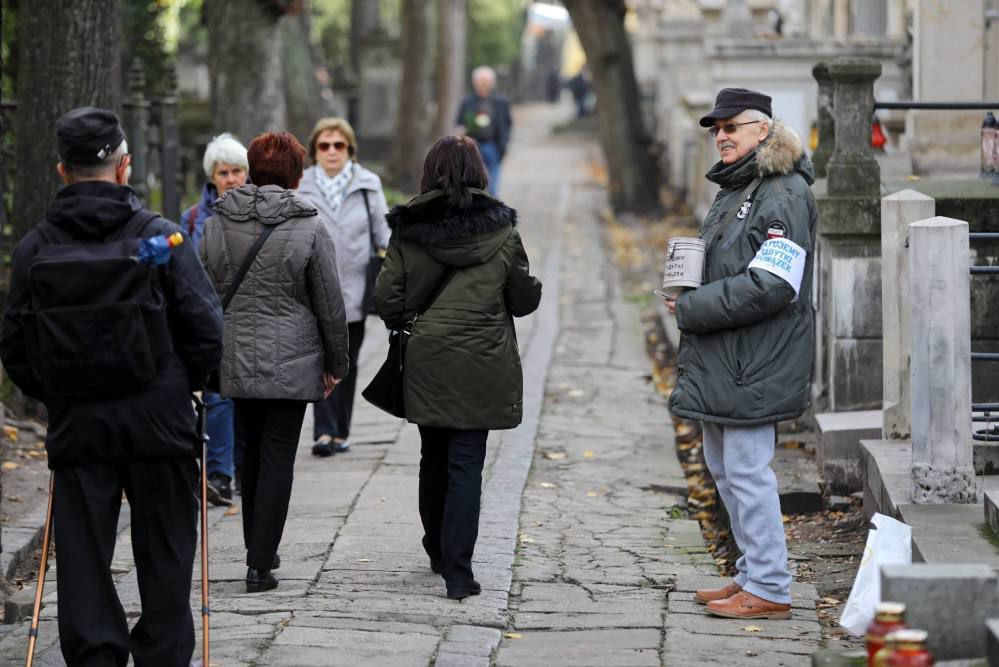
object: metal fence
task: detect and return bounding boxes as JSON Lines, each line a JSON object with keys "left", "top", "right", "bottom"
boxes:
{"left": 0, "top": 59, "right": 184, "bottom": 249}
{"left": 970, "top": 231, "right": 999, "bottom": 442}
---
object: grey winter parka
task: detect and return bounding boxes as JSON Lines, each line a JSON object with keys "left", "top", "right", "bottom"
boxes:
{"left": 669, "top": 121, "right": 817, "bottom": 426}
{"left": 200, "top": 184, "right": 350, "bottom": 401}
{"left": 373, "top": 190, "right": 542, "bottom": 430}
{"left": 297, "top": 164, "right": 391, "bottom": 323}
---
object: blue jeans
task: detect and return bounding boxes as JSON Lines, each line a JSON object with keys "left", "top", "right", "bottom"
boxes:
{"left": 479, "top": 142, "right": 502, "bottom": 197}
{"left": 205, "top": 392, "right": 235, "bottom": 479}
{"left": 701, "top": 422, "right": 791, "bottom": 604}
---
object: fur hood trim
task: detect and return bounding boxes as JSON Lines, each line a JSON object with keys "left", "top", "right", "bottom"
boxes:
{"left": 386, "top": 191, "right": 517, "bottom": 246}
{"left": 756, "top": 120, "right": 804, "bottom": 177}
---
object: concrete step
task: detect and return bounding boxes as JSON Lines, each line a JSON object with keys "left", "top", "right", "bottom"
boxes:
{"left": 986, "top": 490, "right": 999, "bottom": 537}
{"left": 774, "top": 446, "right": 823, "bottom": 515}
{"left": 815, "top": 410, "right": 882, "bottom": 494}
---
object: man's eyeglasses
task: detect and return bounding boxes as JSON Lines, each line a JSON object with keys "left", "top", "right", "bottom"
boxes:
{"left": 317, "top": 141, "right": 349, "bottom": 153}
{"left": 708, "top": 120, "right": 763, "bottom": 137}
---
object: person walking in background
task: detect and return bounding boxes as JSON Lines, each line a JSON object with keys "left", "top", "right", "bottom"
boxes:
{"left": 373, "top": 136, "right": 542, "bottom": 600}
{"left": 201, "top": 131, "right": 349, "bottom": 593}
{"left": 183, "top": 132, "right": 249, "bottom": 505}
{"left": 455, "top": 66, "right": 513, "bottom": 197}
{"left": 665, "top": 88, "right": 817, "bottom": 620}
{"left": 0, "top": 107, "right": 223, "bottom": 664}
{"left": 298, "top": 117, "right": 390, "bottom": 457}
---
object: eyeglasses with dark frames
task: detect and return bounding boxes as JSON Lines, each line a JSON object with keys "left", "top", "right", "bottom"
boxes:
{"left": 317, "top": 140, "right": 349, "bottom": 153}
{"left": 708, "top": 120, "right": 763, "bottom": 137}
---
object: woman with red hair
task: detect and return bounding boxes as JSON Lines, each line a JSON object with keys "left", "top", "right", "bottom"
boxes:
{"left": 201, "top": 131, "right": 350, "bottom": 593}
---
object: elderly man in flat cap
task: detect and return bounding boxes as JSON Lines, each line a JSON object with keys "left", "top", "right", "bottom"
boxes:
{"left": 0, "top": 107, "right": 223, "bottom": 663}
{"left": 664, "top": 88, "right": 817, "bottom": 620}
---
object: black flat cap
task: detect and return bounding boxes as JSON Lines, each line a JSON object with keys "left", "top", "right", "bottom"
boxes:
{"left": 56, "top": 106, "right": 126, "bottom": 165}
{"left": 699, "top": 88, "right": 772, "bottom": 127}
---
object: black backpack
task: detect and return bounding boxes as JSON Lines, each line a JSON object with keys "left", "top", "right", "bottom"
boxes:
{"left": 24, "top": 210, "right": 174, "bottom": 399}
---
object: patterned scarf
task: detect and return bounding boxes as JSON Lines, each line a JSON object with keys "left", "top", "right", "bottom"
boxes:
{"left": 316, "top": 160, "right": 355, "bottom": 216}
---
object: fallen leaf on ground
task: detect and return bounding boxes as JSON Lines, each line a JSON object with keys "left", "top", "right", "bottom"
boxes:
{"left": 821, "top": 596, "right": 841, "bottom": 605}
{"left": 518, "top": 533, "right": 535, "bottom": 544}
{"left": 504, "top": 632, "right": 523, "bottom": 640}
{"left": 543, "top": 451, "right": 567, "bottom": 461}
{"left": 357, "top": 558, "right": 370, "bottom": 563}
{"left": 3, "top": 426, "right": 18, "bottom": 441}
{"left": 223, "top": 506, "right": 240, "bottom": 516}
{"left": 2, "top": 461, "right": 21, "bottom": 471}
{"left": 586, "top": 491, "right": 599, "bottom": 497}
{"left": 582, "top": 450, "right": 594, "bottom": 459}
{"left": 567, "top": 389, "right": 585, "bottom": 398}
{"left": 539, "top": 482, "right": 558, "bottom": 489}
{"left": 742, "top": 625, "right": 762, "bottom": 633}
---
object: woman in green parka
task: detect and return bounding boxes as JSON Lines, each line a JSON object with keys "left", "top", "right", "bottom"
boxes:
{"left": 373, "top": 135, "right": 542, "bottom": 600}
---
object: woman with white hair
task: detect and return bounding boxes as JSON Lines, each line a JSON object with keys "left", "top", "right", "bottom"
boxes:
{"left": 182, "top": 132, "right": 249, "bottom": 505}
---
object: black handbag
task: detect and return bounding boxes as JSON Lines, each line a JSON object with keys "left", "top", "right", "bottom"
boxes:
{"left": 362, "top": 268, "right": 457, "bottom": 418}
{"left": 206, "top": 223, "right": 276, "bottom": 393}
{"left": 361, "top": 190, "right": 384, "bottom": 316}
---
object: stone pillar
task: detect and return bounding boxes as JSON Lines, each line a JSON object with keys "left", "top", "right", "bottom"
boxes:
{"left": 826, "top": 58, "right": 881, "bottom": 197}
{"left": 881, "top": 190, "right": 935, "bottom": 441}
{"left": 851, "top": 0, "right": 888, "bottom": 37}
{"left": 910, "top": 0, "right": 986, "bottom": 172}
{"left": 908, "top": 217, "right": 976, "bottom": 504}
{"left": 812, "top": 62, "right": 835, "bottom": 178}
{"left": 719, "top": 0, "right": 754, "bottom": 36}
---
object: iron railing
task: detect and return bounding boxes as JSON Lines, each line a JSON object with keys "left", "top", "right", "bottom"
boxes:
{"left": 970, "top": 232, "right": 999, "bottom": 442}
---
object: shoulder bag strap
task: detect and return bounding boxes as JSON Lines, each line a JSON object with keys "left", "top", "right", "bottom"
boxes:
{"left": 187, "top": 205, "right": 199, "bottom": 237}
{"left": 361, "top": 190, "right": 377, "bottom": 255}
{"left": 719, "top": 176, "right": 764, "bottom": 251}
{"left": 221, "top": 224, "right": 275, "bottom": 311}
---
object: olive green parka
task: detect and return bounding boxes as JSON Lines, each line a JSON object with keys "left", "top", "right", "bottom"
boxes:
{"left": 669, "top": 121, "right": 817, "bottom": 426}
{"left": 373, "top": 190, "right": 542, "bottom": 430}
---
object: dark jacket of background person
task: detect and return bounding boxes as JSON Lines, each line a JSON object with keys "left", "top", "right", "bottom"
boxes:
{"left": 455, "top": 93, "right": 513, "bottom": 159}
{"left": 668, "top": 121, "right": 817, "bottom": 426}
{"left": 182, "top": 181, "right": 218, "bottom": 250}
{"left": 374, "top": 190, "right": 542, "bottom": 430}
{"left": 200, "top": 183, "right": 350, "bottom": 400}
{"left": 0, "top": 181, "right": 224, "bottom": 467}
{"left": 298, "top": 164, "right": 390, "bottom": 322}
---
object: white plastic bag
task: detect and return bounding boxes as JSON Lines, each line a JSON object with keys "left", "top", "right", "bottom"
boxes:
{"left": 839, "top": 512, "right": 912, "bottom": 635}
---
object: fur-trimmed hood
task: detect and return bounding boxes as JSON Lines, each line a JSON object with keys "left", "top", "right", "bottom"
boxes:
{"left": 386, "top": 190, "right": 517, "bottom": 268}
{"left": 707, "top": 120, "right": 814, "bottom": 188}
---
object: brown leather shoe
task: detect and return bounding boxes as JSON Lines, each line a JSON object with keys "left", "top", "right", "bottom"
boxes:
{"left": 694, "top": 581, "right": 742, "bottom": 605}
{"left": 705, "top": 590, "right": 791, "bottom": 620}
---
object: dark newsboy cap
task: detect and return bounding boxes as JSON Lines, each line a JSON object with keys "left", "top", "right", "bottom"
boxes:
{"left": 56, "top": 106, "right": 126, "bottom": 165}
{"left": 699, "top": 88, "right": 772, "bottom": 127}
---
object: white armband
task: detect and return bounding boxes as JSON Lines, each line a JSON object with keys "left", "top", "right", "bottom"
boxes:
{"left": 747, "top": 238, "right": 807, "bottom": 298}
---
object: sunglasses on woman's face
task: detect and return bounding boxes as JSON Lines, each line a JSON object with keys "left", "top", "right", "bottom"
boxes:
{"left": 318, "top": 141, "right": 349, "bottom": 153}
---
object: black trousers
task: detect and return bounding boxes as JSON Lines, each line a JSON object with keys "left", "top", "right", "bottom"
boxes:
{"left": 53, "top": 458, "right": 198, "bottom": 667}
{"left": 313, "top": 320, "right": 365, "bottom": 441}
{"left": 233, "top": 398, "right": 307, "bottom": 569}
{"left": 417, "top": 426, "right": 488, "bottom": 586}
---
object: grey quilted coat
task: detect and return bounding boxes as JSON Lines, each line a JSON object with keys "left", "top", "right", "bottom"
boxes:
{"left": 200, "top": 184, "right": 350, "bottom": 401}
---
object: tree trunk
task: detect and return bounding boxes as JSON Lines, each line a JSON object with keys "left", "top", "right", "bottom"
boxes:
{"left": 351, "top": 0, "right": 382, "bottom": 73}
{"left": 389, "top": 0, "right": 432, "bottom": 193}
{"left": 280, "top": 10, "right": 336, "bottom": 145}
{"left": 204, "top": 0, "right": 287, "bottom": 145}
{"left": 562, "top": 0, "right": 661, "bottom": 215}
{"left": 12, "top": 0, "right": 122, "bottom": 244}
{"left": 433, "top": 0, "right": 467, "bottom": 140}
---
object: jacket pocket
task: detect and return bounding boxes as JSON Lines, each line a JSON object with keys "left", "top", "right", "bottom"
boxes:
{"left": 736, "top": 319, "right": 775, "bottom": 386}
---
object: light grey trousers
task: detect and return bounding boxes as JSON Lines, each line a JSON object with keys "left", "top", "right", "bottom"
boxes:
{"left": 701, "top": 421, "right": 792, "bottom": 604}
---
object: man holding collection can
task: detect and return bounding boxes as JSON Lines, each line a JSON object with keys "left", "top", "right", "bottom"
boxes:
{"left": 664, "top": 88, "right": 817, "bottom": 620}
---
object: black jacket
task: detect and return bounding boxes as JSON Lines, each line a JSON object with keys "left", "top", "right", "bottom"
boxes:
{"left": 374, "top": 190, "right": 541, "bottom": 430}
{"left": 0, "top": 181, "right": 224, "bottom": 467}
{"left": 455, "top": 93, "right": 513, "bottom": 158}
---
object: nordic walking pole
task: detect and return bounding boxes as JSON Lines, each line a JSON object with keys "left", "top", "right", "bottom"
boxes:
{"left": 25, "top": 472, "right": 54, "bottom": 667}
{"left": 195, "top": 394, "right": 210, "bottom": 667}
